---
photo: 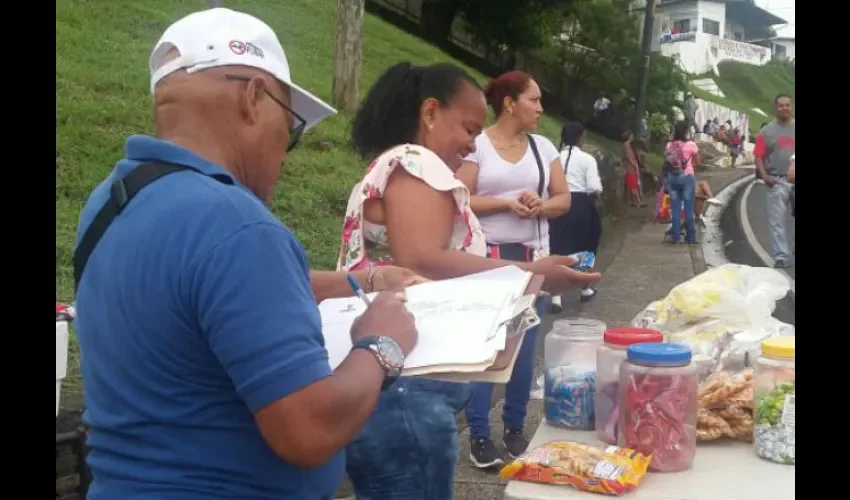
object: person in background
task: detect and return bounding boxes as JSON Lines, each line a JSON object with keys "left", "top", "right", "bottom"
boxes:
{"left": 694, "top": 180, "right": 721, "bottom": 225}
{"left": 716, "top": 124, "right": 727, "bottom": 143}
{"left": 337, "top": 62, "right": 601, "bottom": 500}
{"left": 620, "top": 131, "right": 644, "bottom": 209}
{"left": 754, "top": 93, "right": 795, "bottom": 268}
{"left": 73, "top": 8, "right": 422, "bottom": 500}
{"left": 549, "top": 121, "right": 602, "bottom": 307}
{"left": 702, "top": 120, "right": 712, "bottom": 134}
{"left": 728, "top": 128, "right": 742, "bottom": 167}
{"left": 708, "top": 118, "right": 720, "bottom": 136}
{"left": 788, "top": 154, "right": 795, "bottom": 218}
{"left": 664, "top": 120, "right": 700, "bottom": 244}
{"left": 457, "top": 71, "right": 570, "bottom": 468}
{"left": 684, "top": 94, "right": 699, "bottom": 136}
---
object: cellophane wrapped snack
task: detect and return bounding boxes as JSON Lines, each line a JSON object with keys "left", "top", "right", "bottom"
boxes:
{"left": 500, "top": 441, "right": 651, "bottom": 496}
{"left": 697, "top": 369, "right": 754, "bottom": 442}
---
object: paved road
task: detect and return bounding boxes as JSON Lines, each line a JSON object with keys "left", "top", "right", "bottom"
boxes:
{"left": 721, "top": 178, "right": 795, "bottom": 326}
{"left": 742, "top": 180, "right": 795, "bottom": 279}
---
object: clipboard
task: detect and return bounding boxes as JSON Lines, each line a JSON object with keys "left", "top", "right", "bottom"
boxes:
{"left": 421, "top": 274, "right": 545, "bottom": 384}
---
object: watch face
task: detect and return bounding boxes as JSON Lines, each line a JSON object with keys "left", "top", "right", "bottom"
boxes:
{"left": 376, "top": 337, "right": 405, "bottom": 371}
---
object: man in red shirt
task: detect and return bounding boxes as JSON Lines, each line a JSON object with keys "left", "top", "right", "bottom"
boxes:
{"left": 753, "top": 94, "right": 795, "bottom": 268}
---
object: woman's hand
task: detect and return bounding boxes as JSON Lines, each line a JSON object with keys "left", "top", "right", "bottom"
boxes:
{"left": 513, "top": 191, "right": 542, "bottom": 217}
{"left": 372, "top": 266, "right": 429, "bottom": 292}
{"left": 510, "top": 197, "right": 533, "bottom": 217}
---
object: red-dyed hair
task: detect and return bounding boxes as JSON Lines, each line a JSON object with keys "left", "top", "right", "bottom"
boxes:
{"left": 483, "top": 71, "right": 532, "bottom": 117}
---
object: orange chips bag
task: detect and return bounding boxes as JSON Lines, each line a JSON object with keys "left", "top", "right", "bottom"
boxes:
{"left": 500, "top": 441, "right": 652, "bottom": 496}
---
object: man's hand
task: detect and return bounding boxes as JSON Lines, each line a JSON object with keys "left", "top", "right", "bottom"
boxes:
{"left": 372, "top": 266, "right": 428, "bottom": 292}
{"left": 763, "top": 175, "right": 776, "bottom": 187}
{"left": 350, "top": 291, "right": 418, "bottom": 356}
{"left": 528, "top": 255, "right": 602, "bottom": 293}
{"left": 787, "top": 159, "right": 795, "bottom": 184}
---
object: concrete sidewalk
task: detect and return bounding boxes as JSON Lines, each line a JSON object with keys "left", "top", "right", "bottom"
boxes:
{"left": 453, "top": 167, "right": 749, "bottom": 500}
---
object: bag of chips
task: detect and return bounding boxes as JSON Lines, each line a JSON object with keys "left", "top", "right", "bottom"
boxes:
{"left": 500, "top": 441, "right": 651, "bottom": 496}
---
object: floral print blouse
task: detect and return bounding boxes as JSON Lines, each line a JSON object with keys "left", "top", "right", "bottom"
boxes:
{"left": 336, "top": 144, "right": 487, "bottom": 272}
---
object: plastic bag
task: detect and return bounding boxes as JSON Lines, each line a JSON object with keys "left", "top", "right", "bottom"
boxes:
{"left": 500, "top": 441, "right": 651, "bottom": 496}
{"left": 667, "top": 317, "right": 794, "bottom": 381}
{"left": 697, "top": 369, "right": 754, "bottom": 442}
{"left": 631, "top": 264, "right": 791, "bottom": 334}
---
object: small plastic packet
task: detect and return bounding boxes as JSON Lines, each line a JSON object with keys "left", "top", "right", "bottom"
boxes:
{"left": 500, "top": 441, "right": 651, "bottom": 496}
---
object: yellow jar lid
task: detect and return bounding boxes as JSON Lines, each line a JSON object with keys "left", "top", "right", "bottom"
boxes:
{"left": 761, "top": 336, "right": 795, "bottom": 358}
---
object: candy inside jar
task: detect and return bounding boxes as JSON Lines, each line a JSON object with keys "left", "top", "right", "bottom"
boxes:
{"left": 543, "top": 318, "right": 606, "bottom": 430}
{"left": 618, "top": 342, "right": 698, "bottom": 472}
{"left": 754, "top": 336, "right": 795, "bottom": 465}
{"left": 595, "top": 328, "right": 664, "bottom": 445}
{"left": 544, "top": 367, "right": 596, "bottom": 429}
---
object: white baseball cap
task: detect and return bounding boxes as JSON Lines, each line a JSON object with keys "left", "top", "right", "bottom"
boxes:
{"left": 149, "top": 7, "right": 336, "bottom": 131}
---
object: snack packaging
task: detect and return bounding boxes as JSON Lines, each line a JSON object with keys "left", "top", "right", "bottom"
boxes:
{"left": 500, "top": 441, "right": 651, "bottom": 496}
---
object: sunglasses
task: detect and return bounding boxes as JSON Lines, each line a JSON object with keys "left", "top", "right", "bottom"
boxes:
{"left": 224, "top": 74, "right": 306, "bottom": 152}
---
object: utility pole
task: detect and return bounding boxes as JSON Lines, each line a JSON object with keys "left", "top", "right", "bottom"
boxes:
{"left": 332, "top": 0, "right": 366, "bottom": 110}
{"left": 634, "top": 0, "right": 656, "bottom": 137}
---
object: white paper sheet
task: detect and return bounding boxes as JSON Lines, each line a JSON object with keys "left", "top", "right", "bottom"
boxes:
{"left": 319, "top": 267, "right": 533, "bottom": 371}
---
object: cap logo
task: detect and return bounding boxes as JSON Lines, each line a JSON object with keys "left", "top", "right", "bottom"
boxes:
{"left": 229, "top": 40, "right": 265, "bottom": 59}
{"left": 229, "top": 40, "right": 247, "bottom": 55}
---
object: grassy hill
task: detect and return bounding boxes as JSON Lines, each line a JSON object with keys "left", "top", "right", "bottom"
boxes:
{"left": 689, "top": 61, "right": 795, "bottom": 135}
{"left": 60, "top": 0, "right": 638, "bottom": 390}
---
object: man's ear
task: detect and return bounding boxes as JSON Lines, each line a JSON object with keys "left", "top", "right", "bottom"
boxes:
{"left": 238, "top": 76, "right": 267, "bottom": 125}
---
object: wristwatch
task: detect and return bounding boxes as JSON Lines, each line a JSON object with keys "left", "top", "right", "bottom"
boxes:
{"left": 351, "top": 336, "right": 405, "bottom": 390}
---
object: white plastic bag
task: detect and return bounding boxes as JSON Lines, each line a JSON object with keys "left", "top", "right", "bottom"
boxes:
{"left": 631, "top": 264, "right": 791, "bottom": 334}
{"left": 630, "top": 264, "right": 793, "bottom": 381}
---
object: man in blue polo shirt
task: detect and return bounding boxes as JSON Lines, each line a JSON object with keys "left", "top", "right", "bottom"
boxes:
{"left": 74, "top": 8, "right": 417, "bottom": 499}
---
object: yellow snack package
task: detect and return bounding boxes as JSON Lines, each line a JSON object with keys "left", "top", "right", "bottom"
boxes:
{"left": 500, "top": 441, "right": 652, "bottom": 496}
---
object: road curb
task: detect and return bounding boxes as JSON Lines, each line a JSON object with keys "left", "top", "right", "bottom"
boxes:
{"left": 694, "top": 173, "right": 753, "bottom": 273}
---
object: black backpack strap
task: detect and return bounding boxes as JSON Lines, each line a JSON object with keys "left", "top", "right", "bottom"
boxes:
{"left": 72, "top": 161, "right": 233, "bottom": 292}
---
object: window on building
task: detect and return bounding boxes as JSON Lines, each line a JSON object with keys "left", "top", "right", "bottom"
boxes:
{"left": 773, "top": 44, "right": 787, "bottom": 59}
{"left": 702, "top": 18, "right": 721, "bottom": 36}
{"left": 672, "top": 19, "right": 691, "bottom": 33}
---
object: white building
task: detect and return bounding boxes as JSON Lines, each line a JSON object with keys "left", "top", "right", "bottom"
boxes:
{"left": 634, "top": 0, "right": 787, "bottom": 75}
{"left": 766, "top": 36, "right": 795, "bottom": 62}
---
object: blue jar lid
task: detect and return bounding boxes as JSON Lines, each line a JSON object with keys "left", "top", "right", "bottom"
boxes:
{"left": 626, "top": 342, "right": 692, "bottom": 365}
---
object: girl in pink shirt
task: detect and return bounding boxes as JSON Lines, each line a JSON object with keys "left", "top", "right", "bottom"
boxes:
{"left": 664, "top": 121, "right": 700, "bottom": 244}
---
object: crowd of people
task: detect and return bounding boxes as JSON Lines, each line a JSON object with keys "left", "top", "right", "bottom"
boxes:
{"left": 67, "top": 7, "right": 794, "bottom": 500}
{"left": 71, "top": 8, "right": 600, "bottom": 500}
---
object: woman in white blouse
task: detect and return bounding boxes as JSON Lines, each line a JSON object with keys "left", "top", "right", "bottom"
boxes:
{"left": 549, "top": 121, "right": 603, "bottom": 310}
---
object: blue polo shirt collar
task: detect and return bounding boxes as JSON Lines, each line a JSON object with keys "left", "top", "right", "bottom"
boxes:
{"left": 123, "top": 135, "right": 237, "bottom": 183}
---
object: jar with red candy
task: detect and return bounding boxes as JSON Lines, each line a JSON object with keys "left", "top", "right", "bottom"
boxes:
{"left": 595, "top": 328, "right": 664, "bottom": 445}
{"left": 618, "top": 342, "right": 698, "bottom": 472}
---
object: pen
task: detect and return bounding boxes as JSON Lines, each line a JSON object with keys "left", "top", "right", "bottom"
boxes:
{"left": 346, "top": 274, "right": 372, "bottom": 306}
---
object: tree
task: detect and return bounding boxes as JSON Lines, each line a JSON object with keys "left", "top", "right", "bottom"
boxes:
{"left": 418, "top": 0, "right": 572, "bottom": 51}
{"left": 332, "top": 0, "right": 366, "bottom": 111}
{"left": 535, "top": 0, "right": 686, "bottom": 128}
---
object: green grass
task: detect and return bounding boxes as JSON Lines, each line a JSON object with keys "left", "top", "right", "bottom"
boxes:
{"left": 58, "top": 0, "right": 629, "bottom": 392}
{"left": 689, "top": 61, "right": 795, "bottom": 135}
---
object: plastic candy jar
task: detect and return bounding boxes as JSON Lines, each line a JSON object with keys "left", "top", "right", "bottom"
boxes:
{"left": 754, "top": 336, "right": 795, "bottom": 465}
{"left": 544, "top": 318, "right": 606, "bottom": 429}
{"left": 618, "top": 343, "right": 698, "bottom": 472}
{"left": 595, "top": 328, "right": 664, "bottom": 444}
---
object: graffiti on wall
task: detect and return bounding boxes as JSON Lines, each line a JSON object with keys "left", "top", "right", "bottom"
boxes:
{"left": 710, "top": 38, "right": 768, "bottom": 64}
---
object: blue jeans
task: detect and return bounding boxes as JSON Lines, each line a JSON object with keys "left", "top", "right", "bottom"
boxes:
{"left": 667, "top": 173, "right": 696, "bottom": 243}
{"left": 765, "top": 177, "right": 793, "bottom": 262}
{"left": 465, "top": 296, "right": 549, "bottom": 437}
{"left": 345, "top": 378, "right": 472, "bottom": 500}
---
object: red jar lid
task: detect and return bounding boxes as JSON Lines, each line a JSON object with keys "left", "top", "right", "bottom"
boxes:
{"left": 604, "top": 327, "right": 664, "bottom": 346}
